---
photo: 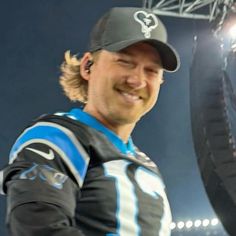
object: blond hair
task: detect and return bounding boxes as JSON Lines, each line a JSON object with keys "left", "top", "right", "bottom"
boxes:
{"left": 59, "top": 50, "right": 100, "bottom": 103}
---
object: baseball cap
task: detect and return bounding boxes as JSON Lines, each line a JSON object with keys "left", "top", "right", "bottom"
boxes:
{"left": 89, "top": 7, "right": 180, "bottom": 72}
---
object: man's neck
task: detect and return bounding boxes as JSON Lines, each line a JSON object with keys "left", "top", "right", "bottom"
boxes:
{"left": 83, "top": 107, "right": 135, "bottom": 143}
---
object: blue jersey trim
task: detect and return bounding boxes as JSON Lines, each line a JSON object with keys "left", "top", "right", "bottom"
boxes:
{"left": 9, "top": 122, "right": 89, "bottom": 186}
{"left": 68, "top": 108, "right": 136, "bottom": 156}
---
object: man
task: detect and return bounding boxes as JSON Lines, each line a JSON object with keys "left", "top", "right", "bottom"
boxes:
{"left": 1, "top": 7, "right": 179, "bottom": 236}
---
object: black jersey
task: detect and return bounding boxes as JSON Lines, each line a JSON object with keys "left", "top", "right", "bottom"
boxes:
{"left": 1, "top": 108, "right": 172, "bottom": 236}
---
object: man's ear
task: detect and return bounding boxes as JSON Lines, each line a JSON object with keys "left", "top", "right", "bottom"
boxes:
{"left": 80, "top": 52, "right": 94, "bottom": 81}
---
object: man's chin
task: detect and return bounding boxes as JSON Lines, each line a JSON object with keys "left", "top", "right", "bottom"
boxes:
{"left": 113, "top": 114, "right": 142, "bottom": 125}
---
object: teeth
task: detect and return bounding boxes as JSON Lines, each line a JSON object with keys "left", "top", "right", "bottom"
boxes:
{"left": 121, "top": 92, "right": 140, "bottom": 100}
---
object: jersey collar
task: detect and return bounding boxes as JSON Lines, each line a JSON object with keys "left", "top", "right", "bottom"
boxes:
{"left": 68, "top": 108, "right": 135, "bottom": 156}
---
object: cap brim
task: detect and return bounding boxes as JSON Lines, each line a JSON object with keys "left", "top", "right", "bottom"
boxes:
{"left": 103, "top": 39, "right": 180, "bottom": 72}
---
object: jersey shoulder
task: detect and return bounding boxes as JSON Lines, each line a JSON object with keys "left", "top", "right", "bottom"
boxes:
{"left": 9, "top": 113, "right": 90, "bottom": 187}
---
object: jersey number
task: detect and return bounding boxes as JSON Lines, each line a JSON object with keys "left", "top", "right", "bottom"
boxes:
{"left": 103, "top": 160, "right": 171, "bottom": 236}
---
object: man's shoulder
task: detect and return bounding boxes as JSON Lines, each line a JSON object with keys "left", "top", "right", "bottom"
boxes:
{"left": 27, "top": 109, "right": 87, "bottom": 135}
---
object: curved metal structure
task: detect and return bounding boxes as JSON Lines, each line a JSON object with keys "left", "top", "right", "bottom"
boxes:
{"left": 190, "top": 31, "right": 236, "bottom": 235}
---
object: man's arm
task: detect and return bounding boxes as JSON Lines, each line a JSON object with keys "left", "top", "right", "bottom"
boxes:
{"left": 9, "top": 201, "right": 85, "bottom": 236}
{"left": 2, "top": 144, "right": 87, "bottom": 236}
{"left": 2, "top": 117, "right": 90, "bottom": 236}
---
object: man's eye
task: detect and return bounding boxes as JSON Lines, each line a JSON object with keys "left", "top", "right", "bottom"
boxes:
{"left": 147, "top": 68, "right": 158, "bottom": 74}
{"left": 118, "top": 59, "right": 132, "bottom": 65}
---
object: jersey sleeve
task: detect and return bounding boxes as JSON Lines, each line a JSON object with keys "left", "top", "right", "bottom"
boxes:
{"left": 1, "top": 120, "right": 90, "bottom": 236}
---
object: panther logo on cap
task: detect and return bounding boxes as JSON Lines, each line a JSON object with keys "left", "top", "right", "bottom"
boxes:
{"left": 134, "top": 10, "right": 158, "bottom": 38}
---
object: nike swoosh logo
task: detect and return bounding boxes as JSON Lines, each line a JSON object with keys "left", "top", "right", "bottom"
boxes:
{"left": 26, "top": 147, "right": 55, "bottom": 160}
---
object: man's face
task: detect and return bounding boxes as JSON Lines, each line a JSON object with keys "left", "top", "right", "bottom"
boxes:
{"left": 84, "top": 42, "right": 164, "bottom": 127}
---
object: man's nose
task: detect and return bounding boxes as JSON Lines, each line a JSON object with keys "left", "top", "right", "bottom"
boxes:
{"left": 125, "top": 69, "right": 147, "bottom": 89}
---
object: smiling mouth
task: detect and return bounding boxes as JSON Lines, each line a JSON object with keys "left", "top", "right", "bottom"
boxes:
{"left": 117, "top": 89, "right": 142, "bottom": 102}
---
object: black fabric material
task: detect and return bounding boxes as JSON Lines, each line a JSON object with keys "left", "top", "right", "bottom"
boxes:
{"left": 1, "top": 114, "right": 169, "bottom": 236}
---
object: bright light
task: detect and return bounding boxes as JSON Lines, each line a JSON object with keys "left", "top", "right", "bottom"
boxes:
{"left": 170, "top": 222, "right": 176, "bottom": 230}
{"left": 177, "top": 221, "right": 185, "bottom": 229}
{"left": 171, "top": 217, "right": 220, "bottom": 231}
{"left": 229, "top": 24, "right": 236, "bottom": 39}
{"left": 185, "top": 220, "right": 193, "bottom": 229}
{"left": 194, "top": 219, "right": 201, "bottom": 228}
{"left": 211, "top": 218, "right": 219, "bottom": 226}
{"left": 202, "top": 219, "right": 210, "bottom": 227}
